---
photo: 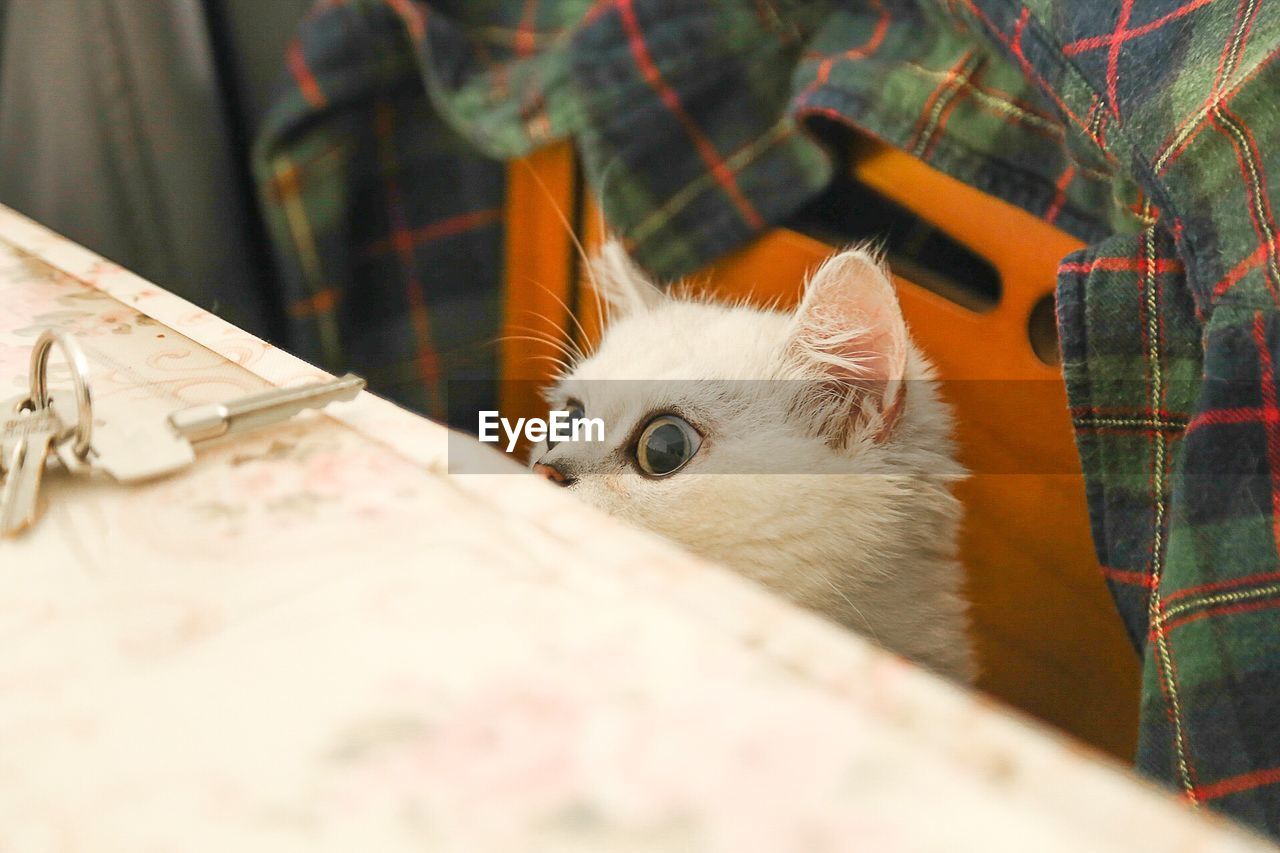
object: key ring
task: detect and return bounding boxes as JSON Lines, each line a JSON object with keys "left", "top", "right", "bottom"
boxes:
{"left": 29, "top": 329, "right": 93, "bottom": 459}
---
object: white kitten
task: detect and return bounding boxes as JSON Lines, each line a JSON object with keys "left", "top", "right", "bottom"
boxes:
{"left": 530, "top": 242, "right": 974, "bottom": 682}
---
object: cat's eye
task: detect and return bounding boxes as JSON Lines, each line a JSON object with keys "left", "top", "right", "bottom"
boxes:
{"left": 636, "top": 415, "right": 702, "bottom": 477}
{"left": 548, "top": 399, "right": 587, "bottom": 450}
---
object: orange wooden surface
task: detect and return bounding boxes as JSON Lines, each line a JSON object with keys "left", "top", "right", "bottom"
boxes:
{"left": 505, "top": 141, "right": 1139, "bottom": 759}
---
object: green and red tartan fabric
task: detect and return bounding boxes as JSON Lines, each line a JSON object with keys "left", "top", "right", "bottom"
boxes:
{"left": 254, "top": 0, "right": 1280, "bottom": 837}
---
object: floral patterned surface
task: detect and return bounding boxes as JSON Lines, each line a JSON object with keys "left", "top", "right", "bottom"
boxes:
{"left": 0, "top": 205, "right": 1271, "bottom": 851}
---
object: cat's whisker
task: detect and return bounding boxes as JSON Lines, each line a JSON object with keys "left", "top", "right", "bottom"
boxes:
{"left": 495, "top": 328, "right": 575, "bottom": 354}
{"left": 489, "top": 336, "right": 574, "bottom": 376}
{"left": 506, "top": 310, "right": 586, "bottom": 358}
{"left": 584, "top": 272, "right": 607, "bottom": 349}
{"left": 494, "top": 332, "right": 577, "bottom": 359}
{"left": 512, "top": 307, "right": 586, "bottom": 361}
{"left": 591, "top": 159, "right": 624, "bottom": 332}
{"left": 515, "top": 158, "right": 603, "bottom": 335}
{"left": 493, "top": 332, "right": 581, "bottom": 365}
{"left": 526, "top": 280, "right": 592, "bottom": 355}
{"left": 522, "top": 354, "right": 574, "bottom": 375}
{"left": 510, "top": 318, "right": 586, "bottom": 364}
{"left": 582, "top": 245, "right": 610, "bottom": 345}
{"left": 500, "top": 321, "right": 580, "bottom": 352}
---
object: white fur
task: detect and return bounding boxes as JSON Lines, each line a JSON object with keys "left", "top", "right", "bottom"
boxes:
{"left": 531, "top": 242, "right": 974, "bottom": 681}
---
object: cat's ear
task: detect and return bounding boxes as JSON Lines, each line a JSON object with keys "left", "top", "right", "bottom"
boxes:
{"left": 590, "top": 240, "right": 664, "bottom": 318}
{"left": 787, "top": 247, "right": 907, "bottom": 444}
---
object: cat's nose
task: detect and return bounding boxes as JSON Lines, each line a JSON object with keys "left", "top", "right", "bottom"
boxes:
{"left": 533, "top": 462, "right": 573, "bottom": 486}
{"left": 533, "top": 462, "right": 575, "bottom": 486}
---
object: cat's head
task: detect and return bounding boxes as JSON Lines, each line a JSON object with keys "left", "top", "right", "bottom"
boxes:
{"left": 529, "top": 241, "right": 971, "bottom": 679}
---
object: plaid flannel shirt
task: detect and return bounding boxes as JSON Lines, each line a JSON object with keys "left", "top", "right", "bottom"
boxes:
{"left": 254, "top": 0, "right": 1280, "bottom": 837}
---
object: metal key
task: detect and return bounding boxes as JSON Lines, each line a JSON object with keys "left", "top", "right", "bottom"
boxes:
{"left": 53, "top": 401, "right": 194, "bottom": 483}
{"left": 168, "top": 373, "right": 365, "bottom": 443}
{"left": 55, "top": 373, "right": 366, "bottom": 483}
{"left": 0, "top": 395, "right": 61, "bottom": 537}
